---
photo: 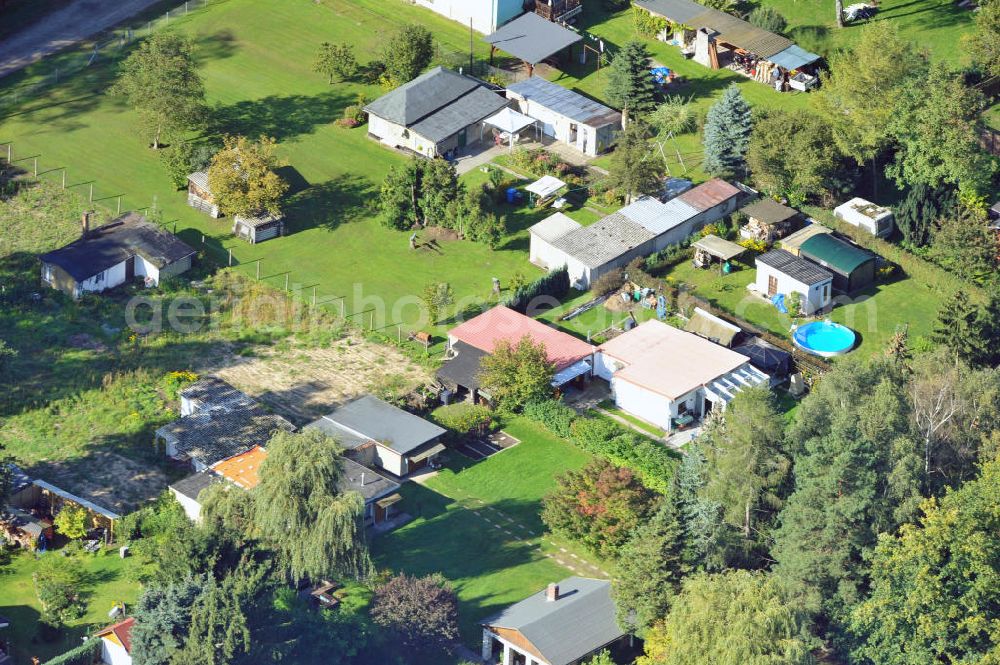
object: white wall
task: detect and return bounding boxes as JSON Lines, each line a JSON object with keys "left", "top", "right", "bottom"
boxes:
{"left": 170, "top": 488, "right": 203, "bottom": 522}
{"left": 509, "top": 95, "right": 617, "bottom": 157}
{"left": 78, "top": 261, "right": 127, "bottom": 294}
{"left": 134, "top": 255, "right": 160, "bottom": 284}
{"left": 413, "top": 0, "right": 522, "bottom": 33}
{"left": 101, "top": 636, "right": 132, "bottom": 665}
{"left": 755, "top": 264, "right": 831, "bottom": 315}
{"left": 368, "top": 116, "right": 437, "bottom": 156}
{"left": 594, "top": 351, "right": 624, "bottom": 381}
{"left": 610, "top": 377, "right": 677, "bottom": 430}
{"left": 374, "top": 446, "right": 406, "bottom": 477}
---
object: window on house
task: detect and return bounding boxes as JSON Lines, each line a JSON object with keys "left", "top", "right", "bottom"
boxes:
{"left": 94, "top": 271, "right": 105, "bottom": 284}
{"left": 42, "top": 265, "right": 53, "bottom": 283}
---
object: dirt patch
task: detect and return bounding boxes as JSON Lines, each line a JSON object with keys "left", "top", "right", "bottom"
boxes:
{"left": 67, "top": 333, "right": 107, "bottom": 352}
{"left": 421, "top": 227, "right": 461, "bottom": 243}
{"left": 203, "top": 335, "right": 432, "bottom": 425}
{"left": 29, "top": 450, "right": 169, "bottom": 516}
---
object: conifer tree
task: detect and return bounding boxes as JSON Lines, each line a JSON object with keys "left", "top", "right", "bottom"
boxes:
{"left": 605, "top": 41, "right": 658, "bottom": 126}
{"left": 702, "top": 84, "right": 752, "bottom": 178}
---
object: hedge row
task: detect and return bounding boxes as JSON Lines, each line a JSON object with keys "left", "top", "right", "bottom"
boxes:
{"left": 523, "top": 399, "right": 678, "bottom": 494}
{"left": 502, "top": 265, "right": 570, "bottom": 313}
{"left": 45, "top": 638, "right": 101, "bottom": 665}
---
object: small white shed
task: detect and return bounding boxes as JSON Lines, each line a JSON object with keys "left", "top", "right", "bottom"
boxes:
{"left": 233, "top": 212, "right": 285, "bottom": 244}
{"left": 529, "top": 212, "right": 582, "bottom": 269}
{"left": 834, "top": 197, "right": 894, "bottom": 238}
{"left": 755, "top": 249, "right": 833, "bottom": 315}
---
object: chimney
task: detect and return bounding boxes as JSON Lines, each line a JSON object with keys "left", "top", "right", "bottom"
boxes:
{"left": 81, "top": 212, "right": 91, "bottom": 237}
{"left": 545, "top": 583, "right": 559, "bottom": 602}
{"left": 360, "top": 472, "right": 365, "bottom": 486}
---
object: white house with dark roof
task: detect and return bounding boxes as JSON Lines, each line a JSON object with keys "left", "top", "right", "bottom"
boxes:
{"left": 363, "top": 66, "right": 508, "bottom": 158}
{"left": 306, "top": 395, "right": 447, "bottom": 478}
{"left": 39, "top": 212, "right": 195, "bottom": 299}
{"left": 754, "top": 249, "right": 833, "bottom": 315}
{"left": 482, "top": 577, "right": 629, "bottom": 665}
{"left": 412, "top": 0, "right": 524, "bottom": 33}
{"left": 506, "top": 76, "right": 621, "bottom": 156}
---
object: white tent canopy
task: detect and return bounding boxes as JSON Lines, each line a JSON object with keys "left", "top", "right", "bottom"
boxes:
{"left": 485, "top": 107, "right": 536, "bottom": 134}
{"left": 526, "top": 175, "right": 566, "bottom": 199}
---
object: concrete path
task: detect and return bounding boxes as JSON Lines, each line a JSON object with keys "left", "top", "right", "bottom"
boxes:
{"left": 0, "top": 0, "right": 164, "bottom": 78}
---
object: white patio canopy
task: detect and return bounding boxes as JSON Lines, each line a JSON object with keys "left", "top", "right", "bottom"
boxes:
{"left": 484, "top": 107, "right": 539, "bottom": 151}
{"left": 526, "top": 175, "right": 567, "bottom": 200}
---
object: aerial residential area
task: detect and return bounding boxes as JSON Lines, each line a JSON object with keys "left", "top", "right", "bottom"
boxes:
{"left": 0, "top": 0, "right": 998, "bottom": 663}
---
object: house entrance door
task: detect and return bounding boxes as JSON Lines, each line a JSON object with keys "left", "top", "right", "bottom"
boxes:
{"left": 125, "top": 256, "right": 135, "bottom": 281}
{"left": 457, "top": 128, "right": 467, "bottom": 148}
{"left": 767, "top": 274, "right": 778, "bottom": 296}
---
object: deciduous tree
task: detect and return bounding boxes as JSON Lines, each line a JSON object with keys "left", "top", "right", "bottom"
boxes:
{"left": 702, "top": 85, "right": 752, "bottom": 179}
{"left": 54, "top": 504, "right": 88, "bottom": 540}
{"left": 928, "top": 208, "right": 999, "bottom": 283}
{"left": 606, "top": 41, "right": 658, "bottom": 126}
{"left": 33, "top": 555, "right": 85, "bottom": 626}
{"left": 477, "top": 336, "right": 555, "bottom": 413}
{"left": 207, "top": 135, "right": 289, "bottom": 218}
{"left": 254, "top": 429, "right": 371, "bottom": 583}
{"left": 381, "top": 25, "right": 434, "bottom": 87}
{"left": 968, "top": 0, "right": 1000, "bottom": 77}
{"left": 542, "top": 458, "right": 659, "bottom": 558}
{"left": 607, "top": 121, "right": 664, "bottom": 204}
{"left": 314, "top": 42, "right": 358, "bottom": 84}
{"left": 637, "top": 570, "right": 817, "bottom": 665}
{"left": 114, "top": 33, "right": 206, "bottom": 149}
{"left": 850, "top": 460, "right": 1000, "bottom": 665}
{"left": 369, "top": 573, "right": 459, "bottom": 654}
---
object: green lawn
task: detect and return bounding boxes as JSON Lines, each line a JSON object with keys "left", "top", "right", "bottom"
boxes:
{"left": 0, "top": 548, "right": 140, "bottom": 664}
{"left": 371, "top": 417, "right": 595, "bottom": 648}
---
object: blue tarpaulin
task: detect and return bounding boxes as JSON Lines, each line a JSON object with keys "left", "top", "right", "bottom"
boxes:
{"left": 768, "top": 45, "right": 821, "bottom": 70}
{"left": 771, "top": 293, "right": 788, "bottom": 314}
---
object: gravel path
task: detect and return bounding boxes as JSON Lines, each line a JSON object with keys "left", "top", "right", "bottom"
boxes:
{"left": 0, "top": 0, "right": 164, "bottom": 78}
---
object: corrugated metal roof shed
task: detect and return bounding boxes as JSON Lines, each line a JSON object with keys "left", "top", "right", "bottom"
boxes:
{"left": 636, "top": 0, "right": 792, "bottom": 58}
{"left": 635, "top": 0, "right": 709, "bottom": 25}
{"left": 530, "top": 212, "right": 582, "bottom": 243}
{"left": 618, "top": 196, "right": 699, "bottom": 235}
{"left": 507, "top": 76, "right": 622, "bottom": 127}
{"left": 677, "top": 178, "right": 741, "bottom": 211}
{"left": 551, "top": 213, "right": 655, "bottom": 267}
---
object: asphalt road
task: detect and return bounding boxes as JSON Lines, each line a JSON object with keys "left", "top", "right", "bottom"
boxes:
{"left": 0, "top": 0, "right": 164, "bottom": 78}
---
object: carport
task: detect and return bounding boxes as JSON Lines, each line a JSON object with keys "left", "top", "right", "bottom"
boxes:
{"left": 485, "top": 12, "right": 583, "bottom": 76}
{"left": 483, "top": 107, "right": 540, "bottom": 151}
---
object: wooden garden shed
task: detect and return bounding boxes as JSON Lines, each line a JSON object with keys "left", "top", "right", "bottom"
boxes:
{"left": 233, "top": 213, "right": 285, "bottom": 244}
{"left": 739, "top": 198, "right": 802, "bottom": 244}
{"left": 187, "top": 171, "right": 221, "bottom": 218}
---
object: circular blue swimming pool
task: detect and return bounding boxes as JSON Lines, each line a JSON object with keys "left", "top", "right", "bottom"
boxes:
{"left": 792, "top": 321, "right": 856, "bottom": 358}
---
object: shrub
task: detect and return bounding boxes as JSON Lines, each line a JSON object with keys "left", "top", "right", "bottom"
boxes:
{"left": 633, "top": 6, "right": 669, "bottom": 37}
{"left": 502, "top": 265, "right": 570, "bottom": 313}
{"left": 591, "top": 268, "right": 626, "bottom": 296}
{"left": 523, "top": 399, "right": 576, "bottom": 438}
{"left": 432, "top": 403, "right": 495, "bottom": 435}
{"left": 749, "top": 6, "right": 787, "bottom": 33}
{"left": 739, "top": 237, "right": 767, "bottom": 253}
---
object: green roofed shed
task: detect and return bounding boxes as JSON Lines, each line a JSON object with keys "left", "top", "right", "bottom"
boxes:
{"left": 799, "top": 233, "right": 876, "bottom": 293}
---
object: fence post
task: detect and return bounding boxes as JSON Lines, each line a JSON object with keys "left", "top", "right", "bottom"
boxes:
{"left": 117, "top": 195, "right": 122, "bottom": 215}
{"left": 6, "top": 143, "right": 11, "bottom": 162}
{"left": 340, "top": 300, "right": 345, "bottom": 318}
{"left": 148, "top": 21, "right": 152, "bottom": 34}
{"left": 165, "top": 11, "right": 169, "bottom": 24}
{"left": 62, "top": 169, "right": 66, "bottom": 189}
{"left": 256, "top": 260, "right": 261, "bottom": 281}
{"left": 228, "top": 248, "right": 232, "bottom": 266}
{"left": 312, "top": 286, "right": 316, "bottom": 306}
{"left": 284, "top": 274, "right": 289, "bottom": 291}
{"left": 33, "top": 157, "right": 37, "bottom": 176}
{"left": 186, "top": 1, "right": 189, "bottom": 14}
{"left": 89, "top": 183, "right": 93, "bottom": 202}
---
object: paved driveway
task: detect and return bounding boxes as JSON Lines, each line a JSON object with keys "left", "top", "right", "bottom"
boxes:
{"left": 0, "top": 0, "right": 164, "bottom": 78}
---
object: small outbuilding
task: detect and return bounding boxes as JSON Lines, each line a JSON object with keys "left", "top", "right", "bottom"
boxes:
{"left": 232, "top": 212, "right": 285, "bottom": 244}
{"left": 755, "top": 249, "right": 833, "bottom": 315}
{"left": 96, "top": 617, "right": 134, "bottom": 665}
{"left": 778, "top": 222, "right": 832, "bottom": 256}
{"left": 506, "top": 76, "right": 622, "bottom": 156}
{"left": 798, "top": 233, "right": 876, "bottom": 293}
{"left": 684, "top": 307, "right": 742, "bottom": 347}
{"left": 834, "top": 197, "right": 894, "bottom": 238}
{"left": 485, "top": 12, "right": 584, "bottom": 76}
{"left": 692, "top": 234, "right": 746, "bottom": 271}
{"left": 739, "top": 198, "right": 802, "bottom": 244}
{"left": 39, "top": 212, "right": 195, "bottom": 299}
{"left": 187, "top": 171, "right": 220, "bottom": 218}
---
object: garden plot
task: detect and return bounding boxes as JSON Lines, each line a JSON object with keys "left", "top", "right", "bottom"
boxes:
{"left": 206, "top": 335, "right": 432, "bottom": 425}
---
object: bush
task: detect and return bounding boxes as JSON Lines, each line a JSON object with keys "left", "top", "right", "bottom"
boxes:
{"left": 633, "top": 6, "right": 669, "bottom": 37}
{"left": 432, "top": 403, "right": 495, "bottom": 435}
{"left": 523, "top": 399, "right": 576, "bottom": 438}
{"left": 591, "top": 268, "right": 626, "bottom": 296}
{"left": 502, "top": 265, "right": 570, "bottom": 313}
{"left": 749, "top": 6, "right": 787, "bottom": 33}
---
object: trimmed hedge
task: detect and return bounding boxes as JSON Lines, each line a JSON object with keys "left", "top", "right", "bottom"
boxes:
{"left": 502, "top": 265, "right": 570, "bottom": 313}
{"left": 45, "top": 638, "right": 101, "bottom": 665}
{"left": 524, "top": 398, "right": 678, "bottom": 494}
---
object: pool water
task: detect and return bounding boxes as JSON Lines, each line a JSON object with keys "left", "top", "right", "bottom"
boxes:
{"left": 792, "top": 321, "right": 856, "bottom": 358}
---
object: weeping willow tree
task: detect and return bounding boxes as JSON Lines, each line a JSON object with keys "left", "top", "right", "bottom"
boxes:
{"left": 253, "top": 428, "right": 372, "bottom": 583}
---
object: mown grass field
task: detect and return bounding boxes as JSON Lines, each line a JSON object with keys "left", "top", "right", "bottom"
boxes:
{"left": 371, "top": 417, "right": 597, "bottom": 648}
{"left": 0, "top": 549, "right": 140, "bottom": 663}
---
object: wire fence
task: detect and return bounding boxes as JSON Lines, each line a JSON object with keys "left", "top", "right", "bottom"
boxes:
{"left": 0, "top": 0, "right": 212, "bottom": 113}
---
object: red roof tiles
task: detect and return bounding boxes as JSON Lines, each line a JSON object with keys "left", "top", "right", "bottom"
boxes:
{"left": 97, "top": 617, "right": 135, "bottom": 654}
{"left": 448, "top": 306, "right": 594, "bottom": 370}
